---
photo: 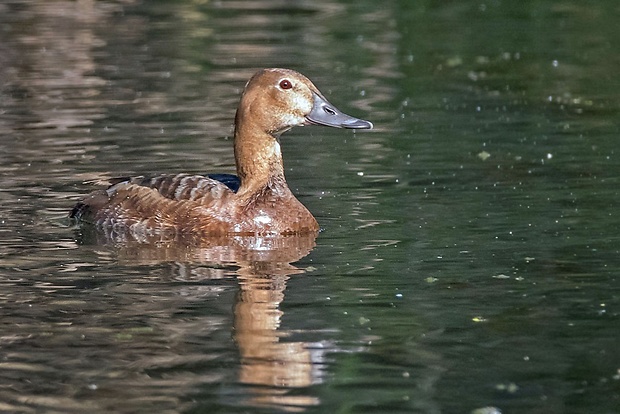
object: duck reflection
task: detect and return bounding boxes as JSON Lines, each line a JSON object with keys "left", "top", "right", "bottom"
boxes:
{"left": 234, "top": 260, "right": 321, "bottom": 411}
{"left": 77, "top": 228, "right": 321, "bottom": 411}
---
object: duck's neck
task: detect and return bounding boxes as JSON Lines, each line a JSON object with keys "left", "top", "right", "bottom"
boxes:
{"left": 233, "top": 119, "right": 288, "bottom": 196}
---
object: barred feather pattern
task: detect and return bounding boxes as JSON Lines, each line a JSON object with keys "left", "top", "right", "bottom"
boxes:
{"left": 133, "top": 174, "right": 234, "bottom": 202}
{"left": 72, "top": 173, "right": 319, "bottom": 237}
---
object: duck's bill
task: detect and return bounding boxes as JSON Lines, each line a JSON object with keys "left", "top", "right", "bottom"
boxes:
{"left": 305, "top": 92, "right": 373, "bottom": 130}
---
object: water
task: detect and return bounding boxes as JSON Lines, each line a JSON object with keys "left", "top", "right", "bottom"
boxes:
{"left": 1, "top": 1, "right": 619, "bottom": 413}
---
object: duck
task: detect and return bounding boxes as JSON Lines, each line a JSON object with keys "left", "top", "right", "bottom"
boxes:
{"left": 70, "top": 68, "right": 373, "bottom": 237}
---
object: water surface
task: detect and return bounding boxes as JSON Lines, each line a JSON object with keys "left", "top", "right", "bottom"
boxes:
{"left": 0, "top": 1, "right": 619, "bottom": 413}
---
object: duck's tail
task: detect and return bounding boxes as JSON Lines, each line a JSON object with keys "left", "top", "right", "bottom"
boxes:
{"left": 69, "top": 201, "right": 89, "bottom": 221}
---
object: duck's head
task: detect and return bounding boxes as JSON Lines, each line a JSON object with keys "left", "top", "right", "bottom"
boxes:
{"left": 236, "top": 68, "right": 373, "bottom": 136}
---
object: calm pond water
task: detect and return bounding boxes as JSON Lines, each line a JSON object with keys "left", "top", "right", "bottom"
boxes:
{"left": 1, "top": 1, "right": 619, "bottom": 413}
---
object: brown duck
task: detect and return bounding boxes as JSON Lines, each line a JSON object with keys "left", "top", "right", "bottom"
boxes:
{"left": 71, "top": 68, "right": 373, "bottom": 237}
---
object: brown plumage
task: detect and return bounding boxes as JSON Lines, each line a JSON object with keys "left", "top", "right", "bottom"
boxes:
{"left": 70, "top": 68, "right": 373, "bottom": 238}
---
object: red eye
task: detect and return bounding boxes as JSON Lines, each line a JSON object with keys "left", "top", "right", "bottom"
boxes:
{"left": 279, "top": 79, "right": 292, "bottom": 89}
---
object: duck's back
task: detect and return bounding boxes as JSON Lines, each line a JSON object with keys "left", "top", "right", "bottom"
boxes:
{"left": 71, "top": 173, "right": 319, "bottom": 237}
{"left": 71, "top": 174, "right": 238, "bottom": 232}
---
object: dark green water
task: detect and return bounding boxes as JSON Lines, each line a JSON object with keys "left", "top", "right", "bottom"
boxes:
{"left": 0, "top": 1, "right": 618, "bottom": 413}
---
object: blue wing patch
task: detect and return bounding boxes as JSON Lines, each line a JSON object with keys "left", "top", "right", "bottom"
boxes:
{"left": 207, "top": 173, "right": 240, "bottom": 193}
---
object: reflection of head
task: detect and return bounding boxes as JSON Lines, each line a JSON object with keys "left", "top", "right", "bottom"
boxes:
{"left": 235, "top": 272, "right": 322, "bottom": 411}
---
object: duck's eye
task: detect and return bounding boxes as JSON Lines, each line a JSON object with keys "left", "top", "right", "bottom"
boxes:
{"left": 279, "top": 79, "right": 293, "bottom": 90}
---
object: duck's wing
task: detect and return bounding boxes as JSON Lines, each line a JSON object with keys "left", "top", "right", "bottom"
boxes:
{"left": 70, "top": 174, "right": 237, "bottom": 224}
{"left": 130, "top": 173, "right": 239, "bottom": 201}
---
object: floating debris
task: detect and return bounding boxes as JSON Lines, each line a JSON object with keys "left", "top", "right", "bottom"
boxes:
{"left": 478, "top": 151, "right": 491, "bottom": 161}
{"left": 471, "top": 407, "right": 502, "bottom": 414}
{"left": 495, "top": 382, "right": 519, "bottom": 393}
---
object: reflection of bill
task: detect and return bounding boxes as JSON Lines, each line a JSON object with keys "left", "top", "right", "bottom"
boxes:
{"left": 77, "top": 231, "right": 322, "bottom": 411}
